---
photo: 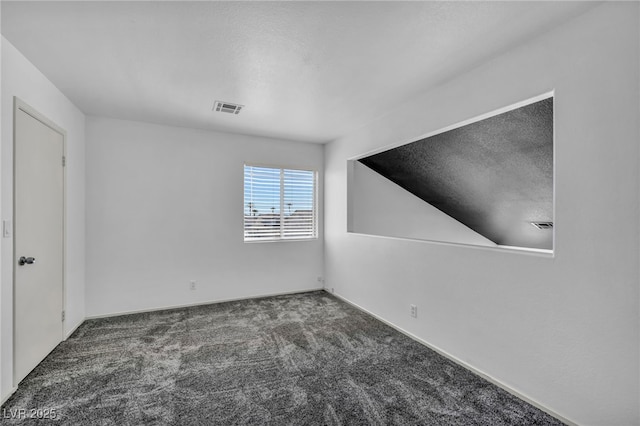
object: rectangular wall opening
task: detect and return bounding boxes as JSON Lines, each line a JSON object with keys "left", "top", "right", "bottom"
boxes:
{"left": 347, "top": 93, "right": 554, "bottom": 254}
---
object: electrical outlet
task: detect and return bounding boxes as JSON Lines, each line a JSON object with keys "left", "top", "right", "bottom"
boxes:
{"left": 317, "top": 276, "right": 324, "bottom": 283}
{"left": 331, "top": 287, "right": 335, "bottom": 294}
{"left": 410, "top": 304, "right": 417, "bottom": 318}
{"left": 190, "top": 280, "right": 196, "bottom": 291}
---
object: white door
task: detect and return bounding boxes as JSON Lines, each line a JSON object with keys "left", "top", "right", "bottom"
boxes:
{"left": 13, "top": 100, "right": 65, "bottom": 386}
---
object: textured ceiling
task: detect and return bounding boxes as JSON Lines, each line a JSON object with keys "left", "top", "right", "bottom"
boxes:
{"left": 359, "top": 97, "right": 554, "bottom": 250}
{"left": 1, "top": 1, "right": 594, "bottom": 143}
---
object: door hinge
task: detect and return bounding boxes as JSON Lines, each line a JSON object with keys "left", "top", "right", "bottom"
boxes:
{"left": 62, "top": 156, "right": 66, "bottom": 167}
{"left": 61, "top": 311, "right": 65, "bottom": 322}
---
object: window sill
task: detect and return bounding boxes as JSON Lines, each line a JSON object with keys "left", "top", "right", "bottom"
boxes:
{"left": 244, "top": 237, "right": 318, "bottom": 244}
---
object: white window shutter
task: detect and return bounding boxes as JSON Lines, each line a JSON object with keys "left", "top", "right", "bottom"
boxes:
{"left": 244, "top": 165, "right": 317, "bottom": 241}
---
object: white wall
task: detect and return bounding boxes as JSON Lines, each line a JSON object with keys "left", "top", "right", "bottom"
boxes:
{"left": 85, "top": 117, "right": 324, "bottom": 317}
{"left": 0, "top": 6, "right": 3, "bottom": 405}
{"left": 1, "top": 37, "right": 86, "bottom": 401}
{"left": 325, "top": 3, "right": 639, "bottom": 425}
{"left": 350, "top": 161, "right": 495, "bottom": 246}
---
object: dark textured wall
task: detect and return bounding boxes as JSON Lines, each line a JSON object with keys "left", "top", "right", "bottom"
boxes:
{"left": 359, "top": 97, "right": 553, "bottom": 249}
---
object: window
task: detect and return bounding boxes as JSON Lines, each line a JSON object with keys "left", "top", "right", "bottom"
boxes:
{"left": 244, "top": 165, "right": 317, "bottom": 241}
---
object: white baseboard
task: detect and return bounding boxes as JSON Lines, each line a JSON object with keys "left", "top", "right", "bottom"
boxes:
{"left": 86, "top": 287, "right": 325, "bottom": 320}
{"left": 1, "top": 387, "right": 17, "bottom": 406}
{"left": 64, "top": 319, "right": 84, "bottom": 340}
{"left": 327, "top": 289, "right": 577, "bottom": 426}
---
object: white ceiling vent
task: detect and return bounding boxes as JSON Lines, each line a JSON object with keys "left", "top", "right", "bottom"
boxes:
{"left": 530, "top": 221, "right": 553, "bottom": 230}
{"left": 213, "top": 101, "right": 243, "bottom": 115}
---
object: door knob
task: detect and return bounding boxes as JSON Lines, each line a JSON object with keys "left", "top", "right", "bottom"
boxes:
{"left": 18, "top": 256, "right": 35, "bottom": 266}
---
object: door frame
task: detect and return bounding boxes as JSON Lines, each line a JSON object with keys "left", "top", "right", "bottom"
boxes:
{"left": 12, "top": 97, "right": 67, "bottom": 387}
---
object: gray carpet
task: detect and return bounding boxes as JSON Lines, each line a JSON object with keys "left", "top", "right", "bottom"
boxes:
{"left": 2, "top": 291, "right": 563, "bottom": 425}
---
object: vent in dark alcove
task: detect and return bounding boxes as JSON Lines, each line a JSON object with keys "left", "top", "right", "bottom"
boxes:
{"left": 530, "top": 222, "right": 553, "bottom": 230}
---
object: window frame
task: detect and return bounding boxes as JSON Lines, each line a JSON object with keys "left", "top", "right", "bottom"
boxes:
{"left": 243, "top": 163, "right": 318, "bottom": 243}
